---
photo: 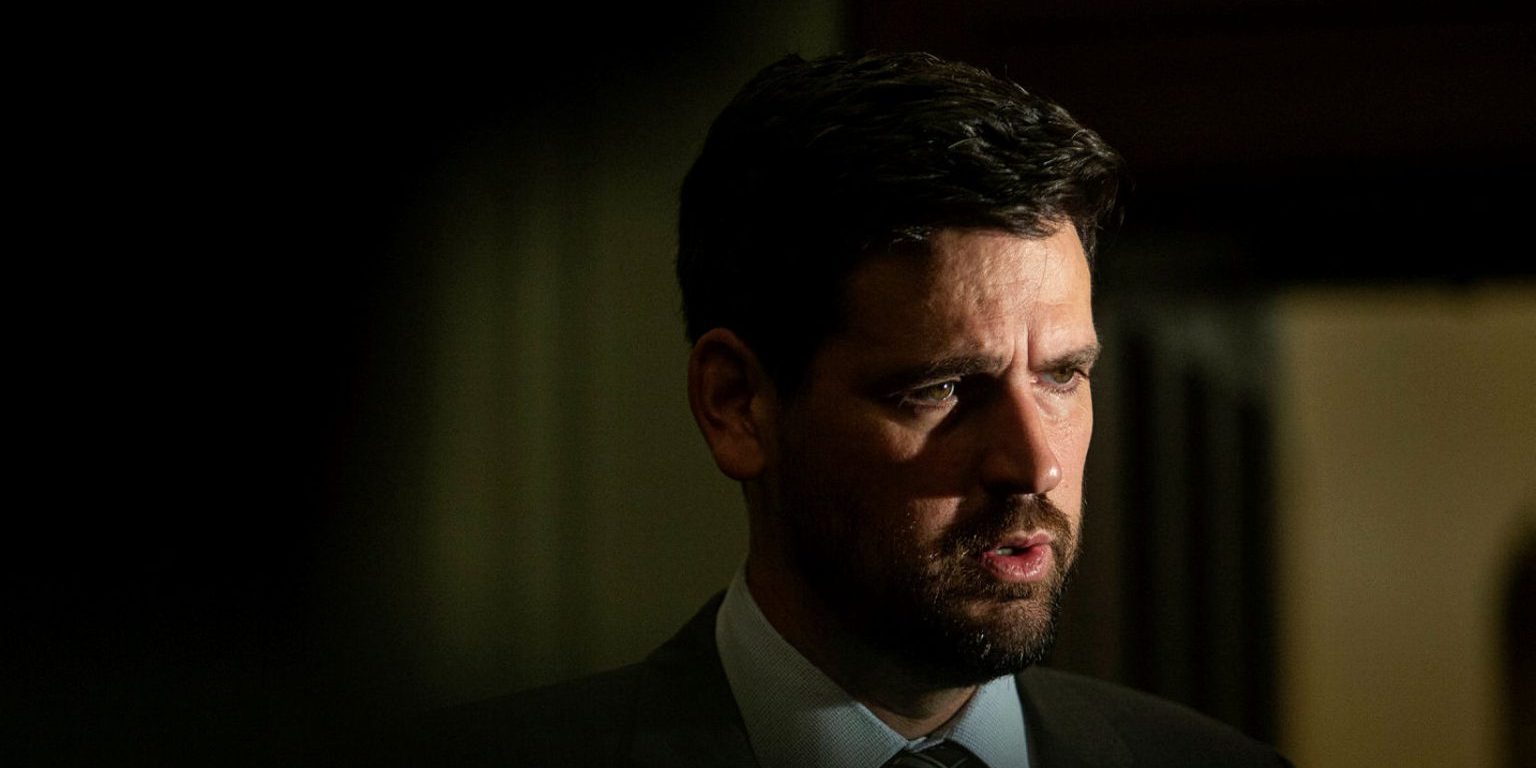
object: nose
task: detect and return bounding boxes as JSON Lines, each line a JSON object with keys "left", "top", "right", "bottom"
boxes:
{"left": 980, "top": 383, "right": 1062, "bottom": 496}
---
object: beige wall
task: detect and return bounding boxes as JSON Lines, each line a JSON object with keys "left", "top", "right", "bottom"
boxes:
{"left": 1273, "top": 285, "right": 1536, "bottom": 767}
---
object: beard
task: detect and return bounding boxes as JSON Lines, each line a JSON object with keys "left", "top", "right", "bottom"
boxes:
{"left": 780, "top": 488, "right": 1079, "bottom": 688}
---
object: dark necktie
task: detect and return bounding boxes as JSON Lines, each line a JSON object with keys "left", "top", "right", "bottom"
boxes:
{"left": 882, "top": 740, "right": 982, "bottom": 768}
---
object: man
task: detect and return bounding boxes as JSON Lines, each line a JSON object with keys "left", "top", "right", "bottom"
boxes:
{"left": 401, "top": 51, "right": 1290, "bottom": 767}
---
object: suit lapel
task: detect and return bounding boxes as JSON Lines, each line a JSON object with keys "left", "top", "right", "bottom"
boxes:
{"left": 1016, "top": 667, "right": 1133, "bottom": 768}
{"left": 626, "top": 598, "right": 1136, "bottom": 768}
{"left": 628, "top": 595, "right": 758, "bottom": 768}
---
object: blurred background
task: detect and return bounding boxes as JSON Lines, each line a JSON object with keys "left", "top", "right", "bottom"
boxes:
{"left": 9, "top": 2, "right": 1533, "bottom": 766}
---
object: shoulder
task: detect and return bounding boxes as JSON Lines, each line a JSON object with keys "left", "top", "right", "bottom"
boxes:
{"left": 341, "top": 665, "right": 647, "bottom": 768}
{"left": 1018, "top": 667, "right": 1291, "bottom": 767}
{"left": 433, "top": 665, "right": 646, "bottom": 753}
{"left": 334, "top": 597, "right": 740, "bottom": 768}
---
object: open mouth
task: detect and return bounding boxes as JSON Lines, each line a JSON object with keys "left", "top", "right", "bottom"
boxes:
{"left": 979, "top": 532, "right": 1056, "bottom": 583}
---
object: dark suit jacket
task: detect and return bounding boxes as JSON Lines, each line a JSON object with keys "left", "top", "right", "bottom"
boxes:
{"left": 384, "top": 595, "right": 1290, "bottom": 767}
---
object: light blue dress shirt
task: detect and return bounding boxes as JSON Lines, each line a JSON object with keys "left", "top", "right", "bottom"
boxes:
{"left": 714, "top": 566, "right": 1031, "bottom": 768}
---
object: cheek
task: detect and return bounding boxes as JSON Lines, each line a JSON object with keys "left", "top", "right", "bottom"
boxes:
{"left": 1057, "top": 391, "right": 1094, "bottom": 473}
{"left": 1047, "top": 397, "right": 1093, "bottom": 523}
{"left": 1068, "top": 407, "right": 1093, "bottom": 475}
{"left": 817, "top": 405, "right": 968, "bottom": 488}
{"left": 821, "top": 432, "right": 966, "bottom": 544}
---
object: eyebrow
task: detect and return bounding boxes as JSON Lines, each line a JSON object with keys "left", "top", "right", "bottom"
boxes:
{"left": 869, "top": 341, "right": 1102, "bottom": 392}
{"left": 1041, "top": 342, "right": 1103, "bottom": 373}
{"left": 869, "top": 355, "right": 1006, "bottom": 393}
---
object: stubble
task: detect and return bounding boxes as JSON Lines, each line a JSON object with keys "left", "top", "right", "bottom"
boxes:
{"left": 784, "top": 487, "right": 1080, "bottom": 688}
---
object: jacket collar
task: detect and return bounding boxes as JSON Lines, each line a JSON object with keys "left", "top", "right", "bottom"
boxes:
{"left": 628, "top": 593, "right": 1133, "bottom": 768}
{"left": 628, "top": 594, "right": 758, "bottom": 767}
{"left": 1016, "top": 667, "right": 1133, "bottom": 768}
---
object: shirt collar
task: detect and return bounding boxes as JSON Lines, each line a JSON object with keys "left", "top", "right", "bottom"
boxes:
{"left": 714, "top": 565, "right": 1030, "bottom": 768}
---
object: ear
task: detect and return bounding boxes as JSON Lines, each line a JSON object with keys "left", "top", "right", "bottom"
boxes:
{"left": 687, "top": 328, "right": 777, "bottom": 481}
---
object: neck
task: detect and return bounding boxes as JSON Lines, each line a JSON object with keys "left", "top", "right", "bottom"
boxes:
{"left": 744, "top": 552, "right": 977, "bottom": 739}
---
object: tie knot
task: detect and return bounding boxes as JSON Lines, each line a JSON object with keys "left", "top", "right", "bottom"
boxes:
{"left": 882, "top": 740, "right": 981, "bottom": 768}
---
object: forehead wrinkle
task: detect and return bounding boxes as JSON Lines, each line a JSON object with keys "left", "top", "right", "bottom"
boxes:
{"left": 935, "top": 232, "right": 1057, "bottom": 312}
{"left": 839, "top": 228, "right": 1088, "bottom": 354}
{"left": 915, "top": 276, "right": 1035, "bottom": 354}
{"left": 922, "top": 250, "right": 1039, "bottom": 319}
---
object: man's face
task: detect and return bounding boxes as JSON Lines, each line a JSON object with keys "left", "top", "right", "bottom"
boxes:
{"left": 762, "top": 226, "right": 1098, "bottom": 685}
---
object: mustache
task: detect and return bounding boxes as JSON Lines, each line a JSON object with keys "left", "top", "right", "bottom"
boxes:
{"left": 943, "top": 493, "right": 1073, "bottom": 556}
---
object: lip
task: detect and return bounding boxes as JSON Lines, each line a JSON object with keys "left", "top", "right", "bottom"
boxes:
{"left": 979, "top": 531, "right": 1056, "bottom": 583}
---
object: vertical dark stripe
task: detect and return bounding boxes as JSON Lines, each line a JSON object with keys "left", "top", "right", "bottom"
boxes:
{"left": 1119, "top": 332, "right": 1157, "bottom": 693}
{"left": 1238, "top": 397, "right": 1278, "bottom": 742}
{"left": 1182, "top": 370, "right": 1214, "bottom": 714}
{"left": 1150, "top": 351, "right": 1191, "bottom": 704}
{"left": 555, "top": 93, "right": 598, "bottom": 676}
{"left": 1206, "top": 384, "right": 1248, "bottom": 730}
{"left": 1096, "top": 308, "right": 1281, "bottom": 740}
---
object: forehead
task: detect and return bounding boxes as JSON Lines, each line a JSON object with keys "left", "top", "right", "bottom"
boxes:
{"left": 838, "top": 227, "right": 1093, "bottom": 344}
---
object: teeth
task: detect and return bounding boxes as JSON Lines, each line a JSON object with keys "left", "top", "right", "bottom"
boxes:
{"left": 992, "top": 547, "right": 1019, "bottom": 556}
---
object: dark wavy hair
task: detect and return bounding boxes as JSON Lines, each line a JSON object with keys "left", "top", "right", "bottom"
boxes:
{"left": 677, "top": 51, "right": 1125, "bottom": 392}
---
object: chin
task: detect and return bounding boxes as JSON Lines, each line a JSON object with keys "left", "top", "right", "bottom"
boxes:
{"left": 954, "top": 599, "right": 1062, "bottom": 680}
{"left": 921, "top": 544, "right": 1082, "bottom": 683}
{"left": 885, "top": 587, "right": 1065, "bottom": 689}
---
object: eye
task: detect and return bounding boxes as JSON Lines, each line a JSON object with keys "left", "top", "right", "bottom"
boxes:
{"left": 900, "top": 380, "right": 959, "bottom": 409}
{"left": 912, "top": 381, "right": 957, "bottom": 402}
{"left": 1041, "top": 367, "right": 1087, "bottom": 391}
